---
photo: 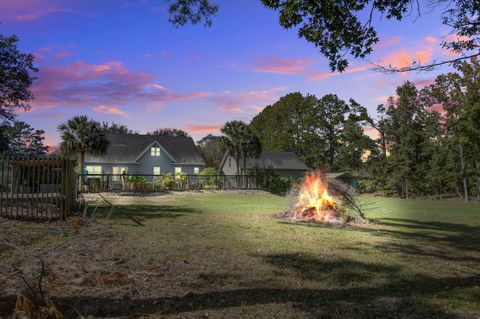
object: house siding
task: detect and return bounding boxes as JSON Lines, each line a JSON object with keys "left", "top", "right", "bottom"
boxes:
{"left": 85, "top": 145, "right": 204, "bottom": 180}
{"left": 221, "top": 155, "right": 238, "bottom": 175}
{"left": 274, "top": 169, "right": 307, "bottom": 178}
{"left": 220, "top": 155, "right": 306, "bottom": 177}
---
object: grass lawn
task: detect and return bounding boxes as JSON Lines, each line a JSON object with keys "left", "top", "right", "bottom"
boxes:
{"left": 1, "top": 192, "right": 479, "bottom": 318}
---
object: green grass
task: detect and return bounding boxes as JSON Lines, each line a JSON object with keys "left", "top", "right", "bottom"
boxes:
{"left": 91, "top": 193, "right": 480, "bottom": 318}
{"left": 1, "top": 193, "right": 479, "bottom": 318}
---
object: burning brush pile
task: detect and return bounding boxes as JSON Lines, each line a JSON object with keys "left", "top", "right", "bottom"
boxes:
{"left": 282, "top": 171, "right": 366, "bottom": 225}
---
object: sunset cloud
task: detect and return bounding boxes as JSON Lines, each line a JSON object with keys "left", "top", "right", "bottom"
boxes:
{"left": 377, "top": 47, "right": 433, "bottom": 69}
{"left": 376, "top": 36, "right": 401, "bottom": 49}
{"left": 253, "top": 58, "right": 312, "bottom": 75}
{"left": 414, "top": 79, "right": 435, "bottom": 87}
{"left": 93, "top": 105, "right": 126, "bottom": 116}
{"left": 30, "top": 59, "right": 210, "bottom": 111}
{"left": 213, "top": 86, "right": 287, "bottom": 114}
{"left": 185, "top": 124, "right": 223, "bottom": 135}
{"left": 424, "top": 36, "right": 437, "bottom": 44}
{"left": 363, "top": 126, "right": 380, "bottom": 140}
{"left": 254, "top": 57, "right": 367, "bottom": 81}
{"left": 0, "top": 0, "right": 71, "bottom": 21}
{"left": 428, "top": 103, "right": 446, "bottom": 115}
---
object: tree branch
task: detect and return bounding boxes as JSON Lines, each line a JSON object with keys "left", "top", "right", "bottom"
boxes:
{"left": 369, "top": 52, "right": 480, "bottom": 73}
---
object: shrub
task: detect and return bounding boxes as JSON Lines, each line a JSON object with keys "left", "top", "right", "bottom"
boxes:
{"left": 199, "top": 167, "right": 218, "bottom": 189}
{"left": 163, "top": 173, "right": 175, "bottom": 190}
{"left": 255, "top": 168, "right": 300, "bottom": 195}
{"left": 357, "top": 179, "right": 378, "bottom": 194}
{"left": 199, "top": 167, "right": 217, "bottom": 176}
{"left": 175, "top": 172, "right": 187, "bottom": 182}
{"left": 128, "top": 175, "right": 147, "bottom": 192}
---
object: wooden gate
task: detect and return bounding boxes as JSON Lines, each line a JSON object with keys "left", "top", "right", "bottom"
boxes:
{"left": 0, "top": 156, "right": 76, "bottom": 220}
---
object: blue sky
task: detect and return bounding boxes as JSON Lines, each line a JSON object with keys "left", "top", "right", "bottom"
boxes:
{"left": 0, "top": 0, "right": 459, "bottom": 149}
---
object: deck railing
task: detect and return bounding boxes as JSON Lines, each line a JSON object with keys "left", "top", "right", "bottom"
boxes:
{"left": 79, "top": 174, "right": 258, "bottom": 193}
{"left": 0, "top": 156, "right": 76, "bottom": 220}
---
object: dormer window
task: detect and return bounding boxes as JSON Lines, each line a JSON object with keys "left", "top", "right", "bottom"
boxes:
{"left": 151, "top": 147, "right": 160, "bottom": 156}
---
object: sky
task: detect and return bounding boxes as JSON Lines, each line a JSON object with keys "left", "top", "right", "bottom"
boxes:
{"left": 0, "top": 0, "right": 462, "bottom": 150}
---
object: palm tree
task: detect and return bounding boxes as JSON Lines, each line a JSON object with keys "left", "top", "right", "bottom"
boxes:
{"left": 58, "top": 116, "right": 109, "bottom": 187}
{"left": 221, "top": 121, "right": 262, "bottom": 175}
{"left": 221, "top": 121, "right": 246, "bottom": 175}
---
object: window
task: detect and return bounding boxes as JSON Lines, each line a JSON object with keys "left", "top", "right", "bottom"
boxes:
{"left": 228, "top": 158, "right": 231, "bottom": 167}
{"left": 153, "top": 167, "right": 161, "bottom": 175}
{"left": 194, "top": 167, "right": 199, "bottom": 174}
{"left": 112, "top": 167, "right": 127, "bottom": 182}
{"left": 86, "top": 165, "right": 102, "bottom": 174}
{"left": 174, "top": 167, "right": 182, "bottom": 174}
{"left": 151, "top": 147, "right": 161, "bottom": 156}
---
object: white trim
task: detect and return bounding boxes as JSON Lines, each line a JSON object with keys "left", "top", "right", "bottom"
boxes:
{"left": 133, "top": 141, "right": 176, "bottom": 163}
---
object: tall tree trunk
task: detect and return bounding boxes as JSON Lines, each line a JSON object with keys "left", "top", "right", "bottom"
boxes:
{"left": 459, "top": 145, "right": 468, "bottom": 202}
{"left": 235, "top": 156, "right": 240, "bottom": 175}
{"left": 380, "top": 131, "right": 387, "bottom": 159}
{"left": 79, "top": 151, "right": 85, "bottom": 191}
{"left": 405, "top": 179, "right": 409, "bottom": 199}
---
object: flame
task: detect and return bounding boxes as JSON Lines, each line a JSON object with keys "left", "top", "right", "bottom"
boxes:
{"left": 293, "top": 171, "right": 337, "bottom": 222}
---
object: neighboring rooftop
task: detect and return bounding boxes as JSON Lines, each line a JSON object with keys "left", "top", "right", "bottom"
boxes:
{"left": 222, "top": 151, "right": 308, "bottom": 170}
{"left": 85, "top": 134, "right": 205, "bottom": 164}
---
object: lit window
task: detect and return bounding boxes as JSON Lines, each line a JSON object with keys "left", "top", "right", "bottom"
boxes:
{"left": 86, "top": 165, "right": 102, "bottom": 174}
{"left": 153, "top": 167, "right": 161, "bottom": 175}
{"left": 175, "top": 167, "right": 182, "bottom": 174}
{"left": 194, "top": 167, "right": 199, "bottom": 174}
{"left": 151, "top": 147, "right": 161, "bottom": 156}
{"left": 112, "top": 167, "right": 127, "bottom": 181}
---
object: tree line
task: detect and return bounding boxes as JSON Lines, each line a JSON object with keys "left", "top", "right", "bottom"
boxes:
{"left": 199, "top": 59, "right": 480, "bottom": 201}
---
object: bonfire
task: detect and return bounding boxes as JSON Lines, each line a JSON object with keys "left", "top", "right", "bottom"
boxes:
{"left": 283, "top": 171, "right": 365, "bottom": 225}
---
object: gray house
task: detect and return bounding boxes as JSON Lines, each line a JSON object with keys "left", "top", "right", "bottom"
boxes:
{"left": 220, "top": 151, "right": 309, "bottom": 178}
{"left": 84, "top": 134, "right": 205, "bottom": 179}
{"left": 327, "top": 172, "right": 358, "bottom": 190}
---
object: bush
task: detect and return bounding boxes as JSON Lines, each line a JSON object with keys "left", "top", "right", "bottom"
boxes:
{"left": 199, "top": 167, "right": 217, "bottom": 176}
{"left": 199, "top": 167, "right": 218, "bottom": 189}
{"left": 357, "top": 179, "right": 378, "bottom": 194}
{"left": 255, "top": 168, "right": 300, "bottom": 195}
{"left": 163, "top": 173, "right": 175, "bottom": 190}
{"left": 128, "top": 175, "right": 147, "bottom": 192}
{"left": 175, "top": 172, "right": 187, "bottom": 182}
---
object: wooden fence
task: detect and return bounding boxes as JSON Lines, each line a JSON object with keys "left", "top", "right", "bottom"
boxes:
{"left": 80, "top": 174, "right": 258, "bottom": 193}
{"left": 0, "top": 156, "right": 76, "bottom": 220}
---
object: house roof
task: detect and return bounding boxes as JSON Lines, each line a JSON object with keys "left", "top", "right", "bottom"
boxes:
{"left": 327, "top": 172, "right": 357, "bottom": 179}
{"left": 221, "top": 151, "right": 308, "bottom": 170}
{"left": 85, "top": 134, "right": 205, "bottom": 165}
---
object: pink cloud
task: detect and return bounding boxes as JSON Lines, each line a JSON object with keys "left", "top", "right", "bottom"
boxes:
{"left": 424, "top": 36, "right": 437, "bottom": 44}
{"left": 428, "top": 103, "right": 446, "bottom": 115}
{"left": 30, "top": 59, "right": 210, "bottom": 111}
{"left": 363, "top": 126, "right": 380, "bottom": 140}
{"left": 0, "top": 1, "right": 71, "bottom": 21}
{"left": 414, "top": 51, "right": 433, "bottom": 63}
{"left": 254, "top": 57, "right": 367, "bottom": 81}
{"left": 185, "top": 124, "right": 223, "bottom": 135}
{"left": 378, "top": 50, "right": 413, "bottom": 68}
{"left": 16, "top": 7, "right": 70, "bottom": 20}
{"left": 377, "top": 47, "right": 433, "bottom": 69}
{"left": 414, "top": 79, "right": 435, "bottom": 87}
{"left": 307, "top": 65, "right": 369, "bottom": 81}
{"left": 93, "top": 105, "right": 125, "bottom": 116}
{"left": 213, "top": 86, "right": 287, "bottom": 114}
{"left": 376, "top": 36, "right": 401, "bottom": 49}
{"left": 253, "top": 58, "right": 312, "bottom": 75}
